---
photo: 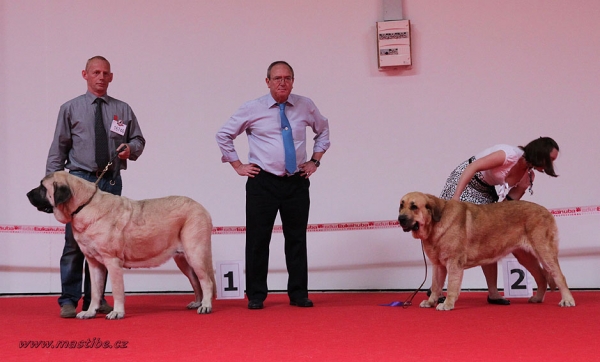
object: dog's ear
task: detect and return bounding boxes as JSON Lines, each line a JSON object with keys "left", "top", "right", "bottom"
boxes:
{"left": 53, "top": 182, "right": 72, "bottom": 206}
{"left": 425, "top": 194, "right": 443, "bottom": 222}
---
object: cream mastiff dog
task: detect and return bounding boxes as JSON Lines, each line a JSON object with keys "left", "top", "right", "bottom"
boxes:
{"left": 27, "top": 171, "right": 216, "bottom": 319}
{"left": 397, "top": 192, "right": 575, "bottom": 311}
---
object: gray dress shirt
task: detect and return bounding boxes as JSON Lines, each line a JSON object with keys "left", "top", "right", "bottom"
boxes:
{"left": 46, "top": 91, "right": 145, "bottom": 174}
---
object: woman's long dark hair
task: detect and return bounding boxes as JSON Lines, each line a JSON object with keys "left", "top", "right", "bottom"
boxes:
{"left": 520, "top": 137, "right": 559, "bottom": 177}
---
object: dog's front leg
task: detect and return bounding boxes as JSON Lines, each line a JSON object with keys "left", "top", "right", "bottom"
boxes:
{"left": 437, "top": 263, "right": 463, "bottom": 311}
{"left": 103, "top": 258, "right": 125, "bottom": 320}
{"left": 76, "top": 259, "right": 106, "bottom": 319}
{"left": 421, "top": 265, "right": 446, "bottom": 308}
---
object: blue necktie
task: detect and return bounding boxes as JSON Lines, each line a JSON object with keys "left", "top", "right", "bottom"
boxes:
{"left": 278, "top": 103, "right": 296, "bottom": 174}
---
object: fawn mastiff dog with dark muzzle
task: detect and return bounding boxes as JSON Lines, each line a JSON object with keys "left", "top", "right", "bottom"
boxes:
{"left": 27, "top": 171, "right": 216, "bottom": 319}
{"left": 397, "top": 192, "right": 575, "bottom": 311}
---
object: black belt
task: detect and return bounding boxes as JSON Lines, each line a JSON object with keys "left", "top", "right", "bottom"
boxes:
{"left": 258, "top": 168, "right": 301, "bottom": 178}
{"left": 468, "top": 157, "right": 493, "bottom": 188}
{"left": 70, "top": 169, "right": 118, "bottom": 180}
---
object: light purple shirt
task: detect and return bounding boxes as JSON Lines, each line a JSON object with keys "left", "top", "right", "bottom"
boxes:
{"left": 216, "top": 93, "right": 330, "bottom": 176}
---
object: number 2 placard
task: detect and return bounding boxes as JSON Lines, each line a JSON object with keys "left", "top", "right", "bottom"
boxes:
{"left": 216, "top": 260, "right": 245, "bottom": 300}
{"left": 501, "top": 257, "right": 533, "bottom": 298}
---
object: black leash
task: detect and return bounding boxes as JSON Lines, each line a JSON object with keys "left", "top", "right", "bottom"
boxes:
{"left": 70, "top": 146, "right": 126, "bottom": 217}
{"left": 401, "top": 240, "right": 428, "bottom": 308}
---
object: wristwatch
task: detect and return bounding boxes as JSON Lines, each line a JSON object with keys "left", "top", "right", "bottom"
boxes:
{"left": 310, "top": 158, "right": 320, "bottom": 167}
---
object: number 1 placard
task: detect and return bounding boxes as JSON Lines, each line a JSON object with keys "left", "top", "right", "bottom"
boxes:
{"left": 501, "top": 257, "right": 533, "bottom": 298}
{"left": 216, "top": 260, "right": 245, "bottom": 300}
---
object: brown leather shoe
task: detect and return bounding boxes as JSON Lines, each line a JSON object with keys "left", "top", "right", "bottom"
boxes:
{"left": 60, "top": 304, "right": 76, "bottom": 318}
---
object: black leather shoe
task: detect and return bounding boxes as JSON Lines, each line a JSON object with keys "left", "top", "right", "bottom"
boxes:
{"left": 248, "top": 300, "right": 264, "bottom": 309}
{"left": 290, "top": 298, "right": 313, "bottom": 307}
{"left": 487, "top": 296, "right": 510, "bottom": 305}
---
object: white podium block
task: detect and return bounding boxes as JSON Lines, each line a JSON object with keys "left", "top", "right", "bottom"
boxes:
{"left": 216, "top": 260, "right": 245, "bottom": 300}
{"left": 501, "top": 257, "right": 533, "bottom": 298}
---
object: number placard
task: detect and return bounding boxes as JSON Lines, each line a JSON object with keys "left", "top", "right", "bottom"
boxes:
{"left": 216, "top": 260, "right": 245, "bottom": 300}
{"left": 501, "top": 257, "right": 533, "bottom": 298}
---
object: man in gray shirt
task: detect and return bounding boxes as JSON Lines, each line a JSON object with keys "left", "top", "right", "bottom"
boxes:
{"left": 46, "top": 56, "right": 145, "bottom": 318}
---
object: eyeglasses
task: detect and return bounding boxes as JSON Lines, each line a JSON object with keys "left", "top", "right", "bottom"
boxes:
{"left": 270, "top": 76, "right": 294, "bottom": 84}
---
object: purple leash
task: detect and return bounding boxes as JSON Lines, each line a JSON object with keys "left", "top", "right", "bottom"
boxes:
{"left": 380, "top": 241, "right": 428, "bottom": 308}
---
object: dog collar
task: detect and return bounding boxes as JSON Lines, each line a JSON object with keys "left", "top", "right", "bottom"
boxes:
{"left": 71, "top": 186, "right": 99, "bottom": 217}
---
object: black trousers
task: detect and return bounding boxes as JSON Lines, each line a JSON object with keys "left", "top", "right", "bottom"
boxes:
{"left": 245, "top": 169, "right": 310, "bottom": 301}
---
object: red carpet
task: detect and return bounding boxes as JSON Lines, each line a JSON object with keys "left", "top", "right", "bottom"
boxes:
{"left": 2, "top": 291, "right": 597, "bottom": 361}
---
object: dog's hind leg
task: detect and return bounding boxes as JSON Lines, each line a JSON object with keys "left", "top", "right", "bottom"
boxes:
{"left": 530, "top": 226, "right": 575, "bottom": 307}
{"left": 538, "top": 254, "right": 575, "bottom": 307}
{"left": 512, "top": 249, "right": 547, "bottom": 303}
{"left": 541, "top": 267, "right": 557, "bottom": 290}
{"left": 173, "top": 253, "right": 203, "bottom": 309}
{"left": 180, "top": 225, "right": 215, "bottom": 314}
{"left": 185, "top": 253, "right": 215, "bottom": 314}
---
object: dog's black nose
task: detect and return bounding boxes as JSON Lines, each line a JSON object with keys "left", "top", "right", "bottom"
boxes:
{"left": 397, "top": 214, "right": 415, "bottom": 232}
{"left": 27, "top": 187, "right": 54, "bottom": 214}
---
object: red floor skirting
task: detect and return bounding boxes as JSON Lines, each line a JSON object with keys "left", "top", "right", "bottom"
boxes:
{"left": 2, "top": 291, "right": 598, "bottom": 362}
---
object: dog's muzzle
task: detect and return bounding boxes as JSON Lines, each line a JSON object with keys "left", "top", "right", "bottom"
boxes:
{"left": 27, "top": 185, "right": 54, "bottom": 214}
{"left": 398, "top": 214, "right": 419, "bottom": 232}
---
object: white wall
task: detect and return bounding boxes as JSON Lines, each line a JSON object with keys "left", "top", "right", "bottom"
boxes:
{"left": 1, "top": 0, "right": 599, "bottom": 294}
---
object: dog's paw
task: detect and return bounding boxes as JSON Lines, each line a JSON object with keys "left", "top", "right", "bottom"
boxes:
{"left": 528, "top": 295, "right": 544, "bottom": 303}
{"left": 105, "top": 311, "right": 125, "bottom": 320}
{"left": 559, "top": 298, "right": 576, "bottom": 307}
{"left": 435, "top": 302, "right": 454, "bottom": 311}
{"left": 186, "top": 301, "right": 202, "bottom": 309}
{"left": 419, "top": 300, "right": 435, "bottom": 308}
{"left": 76, "top": 311, "right": 97, "bottom": 319}
{"left": 197, "top": 305, "right": 212, "bottom": 314}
